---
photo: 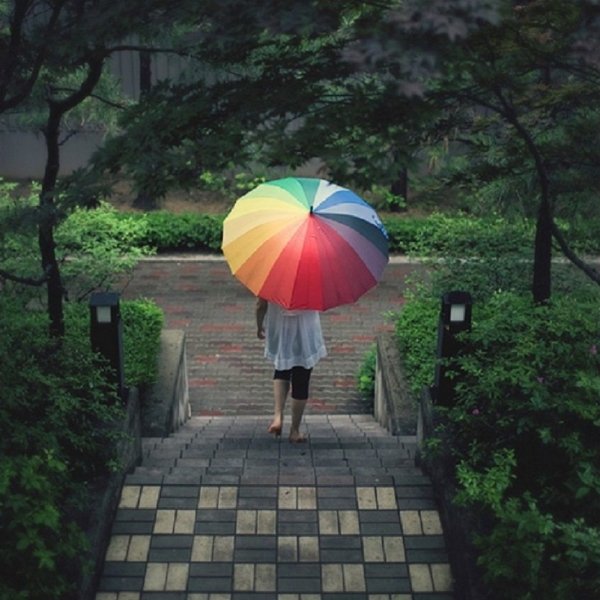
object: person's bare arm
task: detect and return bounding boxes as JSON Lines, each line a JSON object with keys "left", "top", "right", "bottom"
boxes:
{"left": 256, "top": 297, "right": 267, "bottom": 339}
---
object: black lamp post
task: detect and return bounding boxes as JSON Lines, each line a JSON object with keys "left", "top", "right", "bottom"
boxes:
{"left": 432, "top": 290, "right": 473, "bottom": 406}
{"left": 90, "top": 291, "right": 125, "bottom": 401}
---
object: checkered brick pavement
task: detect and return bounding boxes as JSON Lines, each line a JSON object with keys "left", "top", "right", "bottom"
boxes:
{"left": 98, "top": 257, "right": 454, "bottom": 599}
{"left": 96, "top": 415, "right": 454, "bottom": 599}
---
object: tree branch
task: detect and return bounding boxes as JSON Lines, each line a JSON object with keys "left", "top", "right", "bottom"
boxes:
{"left": 49, "top": 87, "right": 128, "bottom": 109}
{"left": 0, "top": 0, "right": 66, "bottom": 112}
{"left": 551, "top": 222, "right": 600, "bottom": 286}
{"left": 0, "top": 267, "right": 48, "bottom": 286}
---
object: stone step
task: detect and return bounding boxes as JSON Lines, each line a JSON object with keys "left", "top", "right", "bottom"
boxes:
{"left": 97, "top": 414, "right": 454, "bottom": 598}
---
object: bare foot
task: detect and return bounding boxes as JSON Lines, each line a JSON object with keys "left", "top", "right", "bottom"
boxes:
{"left": 288, "top": 430, "right": 307, "bottom": 443}
{"left": 267, "top": 420, "right": 282, "bottom": 437}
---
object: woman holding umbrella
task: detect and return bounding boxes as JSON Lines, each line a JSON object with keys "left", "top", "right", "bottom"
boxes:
{"left": 256, "top": 297, "right": 326, "bottom": 442}
{"left": 222, "top": 177, "right": 389, "bottom": 440}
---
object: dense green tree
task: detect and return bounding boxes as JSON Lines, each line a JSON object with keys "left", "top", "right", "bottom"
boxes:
{"left": 0, "top": 0, "right": 264, "bottom": 334}
{"left": 343, "top": 0, "right": 600, "bottom": 301}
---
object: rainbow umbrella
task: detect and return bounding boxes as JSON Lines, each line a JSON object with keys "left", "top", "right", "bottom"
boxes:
{"left": 222, "top": 177, "right": 389, "bottom": 311}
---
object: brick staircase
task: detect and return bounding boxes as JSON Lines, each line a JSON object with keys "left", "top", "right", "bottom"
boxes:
{"left": 96, "top": 414, "right": 454, "bottom": 599}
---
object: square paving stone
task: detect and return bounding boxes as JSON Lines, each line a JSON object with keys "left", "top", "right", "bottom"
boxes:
{"left": 318, "top": 498, "right": 357, "bottom": 510}
{"left": 160, "top": 486, "right": 200, "bottom": 498}
{"left": 359, "top": 522, "right": 402, "bottom": 535}
{"left": 148, "top": 547, "right": 192, "bottom": 562}
{"left": 196, "top": 509, "right": 236, "bottom": 522}
{"left": 150, "top": 535, "right": 194, "bottom": 549}
{"left": 238, "top": 486, "right": 278, "bottom": 498}
{"left": 194, "top": 521, "right": 236, "bottom": 535}
{"left": 364, "top": 563, "right": 409, "bottom": 578}
{"left": 189, "top": 563, "right": 233, "bottom": 577}
{"left": 238, "top": 497, "right": 277, "bottom": 509}
{"left": 396, "top": 498, "right": 438, "bottom": 510}
{"left": 359, "top": 510, "right": 401, "bottom": 524}
{"left": 278, "top": 510, "right": 318, "bottom": 523}
{"left": 158, "top": 497, "right": 199, "bottom": 509}
{"left": 277, "top": 563, "right": 321, "bottom": 578}
{"left": 277, "top": 577, "right": 321, "bottom": 593}
{"left": 278, "top": 521, "right": 319, "bottom": 535}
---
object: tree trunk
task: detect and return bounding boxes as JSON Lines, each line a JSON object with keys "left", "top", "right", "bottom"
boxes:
{"left": 139, "top": 50, "right": 152, "bottom": 97}
{"left": 133, "top": 50, "right": 158, "bottom": 210}
{"left": 40, "top": 105, "right": 65, "bottom": 337}
{"left": 38, "top": 56, "right": 104, "bottom": 337}
{"left": 532, "top": 196, "right": 552, "bottom": 304}
{"left": 390, "top": 166, "right": 408, "bottom": 212}
{"left": 501, "top": 108, "right": 553, "bottom": 303}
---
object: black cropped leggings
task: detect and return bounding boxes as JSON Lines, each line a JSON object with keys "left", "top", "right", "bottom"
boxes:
{"left": 273, "top": 366, "right": 312, "bottom": 400}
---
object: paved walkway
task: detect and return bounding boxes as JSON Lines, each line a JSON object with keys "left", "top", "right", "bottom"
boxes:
{"left": 120, "top": 257, "right": 417, "bottom": 416}
{"left": 95, "top": 256, "right": 454, "bottom": 599}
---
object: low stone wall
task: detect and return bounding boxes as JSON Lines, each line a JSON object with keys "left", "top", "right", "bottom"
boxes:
{"left": 81, "top": 329, "right": 189, "bottom": 599}
{"left": 375, "top": 333, "right": 485, "bottom": 600}
{"left": 79, "top": 389, "right": 142, "bottom": 600}
{"left": 141, "top": 329, "right": 190, "bottom": 437}
{"left": 374, "top": 332, "right": 418, "bottom": 435}
{"left": 418, "top": 388, "right": 486, "bottom": 600}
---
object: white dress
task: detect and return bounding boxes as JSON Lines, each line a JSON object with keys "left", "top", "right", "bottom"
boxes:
{"left": 264, "top": 302, "right": 327, "bottom": 371}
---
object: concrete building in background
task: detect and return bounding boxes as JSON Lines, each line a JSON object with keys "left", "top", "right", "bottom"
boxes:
{"left": 0, "top": 47, "right": 207, "bottom": 179}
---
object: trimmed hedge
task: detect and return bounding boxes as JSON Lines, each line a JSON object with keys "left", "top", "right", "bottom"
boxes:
{"left": 63, "top": 205, "right": 600, "bottom": 256}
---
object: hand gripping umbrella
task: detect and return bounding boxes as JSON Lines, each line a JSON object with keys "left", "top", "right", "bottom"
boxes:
{"left": 222, "top": 177, "right": 389, "bottom": 311}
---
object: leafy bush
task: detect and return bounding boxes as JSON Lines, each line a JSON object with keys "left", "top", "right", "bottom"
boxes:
{"left": 120, "top": 299, "right": 164, "bottom": 387}
{"left": 138, "top": 211, "right": 225, "bottom": 251}
{"left": 406, "top": 213, "right": 534, "bottom": 257}
{"left": 0, "top": 296, "right": 163, "bottom": 598}
{"left": 433, "top": 292, "right": 600, "bottom": 599}
{"left": 0, "top": 298, "right": 124, "bottom": 599}
{"left": 56, "top": 203, "right": 153, "bottom": 302}
{"left": 394, "top": 295, "right": 439, "bottom": 394}
{"left": 56, "top": 205, "right": 599, "bottom": 258}
{"left": 66, "top": 298, "right": 164, "bottom": 388}
{"left": 357, "top": 344, "right": 377, "bottom": 400}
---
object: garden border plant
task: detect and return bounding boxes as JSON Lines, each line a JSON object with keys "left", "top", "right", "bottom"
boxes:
{"left": 60, "top": 203, "right": 600, "bottom": 257}
{"left": 0, "top": 296, "right": 163, "bottom": 600}
{"left": 393, "top": 289, "right": 600, "bottom": 600}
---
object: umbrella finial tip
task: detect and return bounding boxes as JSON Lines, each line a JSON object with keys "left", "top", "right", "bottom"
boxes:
{"left": 309, "top": 205, "right": 314, "bottom": 214}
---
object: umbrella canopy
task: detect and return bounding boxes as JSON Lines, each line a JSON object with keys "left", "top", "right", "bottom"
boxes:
{"left": 222, "top": 177, "right": 389, "bottom": 311}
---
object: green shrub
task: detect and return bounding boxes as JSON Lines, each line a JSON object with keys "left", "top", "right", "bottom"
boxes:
{"left": 56, "top": 202, "right": 152, "bottom": 302}
{"left": 66, "top": 298, "right": 164, "bottom": 388}
{"left": 135, "top": 211, "right": 225, "bottom": 252}
{"left": 120, "top": 299, "right": 164, "bottom": 387}
{"left": 394, "top": 295, "right": 439, "bottom": 395}
{"left": 57, "top": 205, "right": 600, "bottom": 258}
{"left": 440, "top": 292, "right": 600, "bottom": 599}
{"left": 0, "top": 298, "right": 124, "bottom": 599}
{"left": 357, "top": 344, "right": 377, "bottom": 400}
